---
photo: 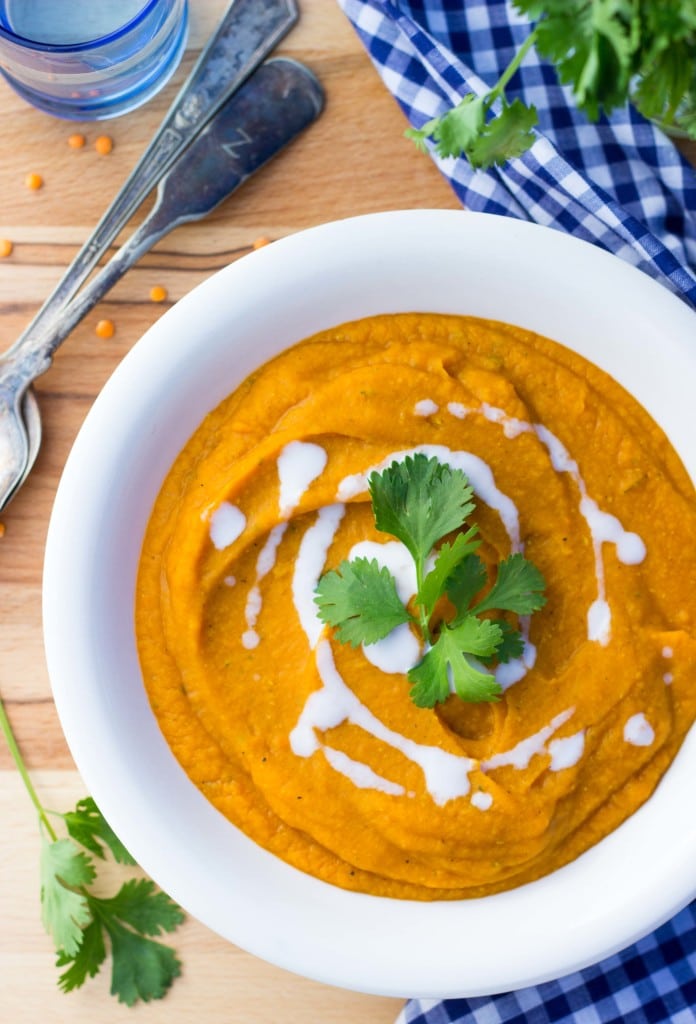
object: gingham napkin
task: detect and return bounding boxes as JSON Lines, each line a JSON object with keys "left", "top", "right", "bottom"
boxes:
{"left": 338, "top": 0, "right": 696, "bottom": 308}
{"left": 395, "top": 902, "right": 696, "bottom": 1024}
{"left": 335, "top": 2, "right": 696, "bottom": 1020}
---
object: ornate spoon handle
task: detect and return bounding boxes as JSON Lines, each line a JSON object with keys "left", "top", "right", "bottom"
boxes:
{"left": 9, "top": 0, "right": 298, "bottom": 354}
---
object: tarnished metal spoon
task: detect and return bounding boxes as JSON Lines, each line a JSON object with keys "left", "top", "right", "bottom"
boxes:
{"left": 0, "top": 58, "right": 323, "bottom": 513}
{"left": 4, "top": 0, "right": 299, "bottom": 508}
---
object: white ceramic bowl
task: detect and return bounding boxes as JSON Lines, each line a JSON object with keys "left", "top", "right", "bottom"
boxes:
{"left": 44, "top": 211, "right": 696, "bottom": 998}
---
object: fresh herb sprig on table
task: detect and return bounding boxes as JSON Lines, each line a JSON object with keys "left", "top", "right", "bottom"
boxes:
{"left": 0, "top": 696, "right": 184, "bottom": 1006}
{"left": 406, "top": 0, "right": 696, "bottom": 169}
{"left": 314, "top": 454, "right": 546, "bottom": 707}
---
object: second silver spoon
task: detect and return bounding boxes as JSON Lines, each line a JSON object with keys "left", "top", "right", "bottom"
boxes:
{"left": 0, "top": 58, "right": 323, "bottom": 513}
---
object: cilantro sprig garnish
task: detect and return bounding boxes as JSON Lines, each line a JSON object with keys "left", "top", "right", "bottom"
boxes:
{"left": 407, "top": 1, "right": 696, "bottom": 169}
{"left": 0, "top": 697, "right": 185, "bottom": 1006}
{"left": 315, "top": 454, "right": 546, "bottom": 708}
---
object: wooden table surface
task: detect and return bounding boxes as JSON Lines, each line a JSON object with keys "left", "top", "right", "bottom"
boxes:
{"left": 2, "top": 4, "right": 694, "bottom": 1022}
{"left": 0, "top": 1, "right": 459, "bottom": 1020}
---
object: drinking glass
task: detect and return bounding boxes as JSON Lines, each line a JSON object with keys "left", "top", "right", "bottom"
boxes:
{"left": 0, "top": 0, "right": 188, "bottom": 120}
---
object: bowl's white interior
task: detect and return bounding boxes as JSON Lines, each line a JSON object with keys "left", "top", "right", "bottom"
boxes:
{"left": 43, "top": 211, "right": 696, "bottom": 998}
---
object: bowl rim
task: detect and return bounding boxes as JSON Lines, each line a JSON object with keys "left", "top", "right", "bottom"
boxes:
{"left": 43, "top": 209, "right": 696, "bottom": 998}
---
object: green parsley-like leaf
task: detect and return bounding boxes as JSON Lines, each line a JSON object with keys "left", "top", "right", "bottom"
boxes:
{"left": 467, "top": 99, "right": 538, "bottom": 168}
{"left": 313, "top": 455, "right": 547, "bottom": 708}
{"left": 101, "top": 917, "right": 182, "bottom": 1007}
{"left": 63, "top": 797, "right": 135, "bottom": 865}
{"left": 369, "top": 455, "right": 474, "bottom": 571}
{"left": 479, "top": 620, "right": 525, "bottom": 665}
{"left": 56, "top": 919, "right": 106, "bottom": 993}
{"left": 76, "top": 881, "right": 185, "bottom": 1006}
{"left": 93, "top": 878, "right": 185, "bottom": 937}
{"left": 315, "top": 557, "right": 412, "bottom": 647}
{"left": 408, "top": 618, "right": 503, "bottom": 707}
{"left": 446, "top": 553, "right": 489, "bottom": 612}
{"left": 418, "top": 527, "right": 481, "bottom": 618}
{"left": 430, "top": 94, "right": 487, "bottom": 159}
{"left": 472, "top": 552, "right": 547, "bottom": 615}
{"left": 52, "top": 880, "right": 184, "bottom": 1005}
{"left": 517, "top": 0, "right": 636, "bottom": 119}
{"left": 40, "top": 837, "right": 95, "bottom": 956}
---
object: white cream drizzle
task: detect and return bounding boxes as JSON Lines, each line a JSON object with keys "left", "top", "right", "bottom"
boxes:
{"left": 323, "top": 746, "right": 405, "bottom": 796}
{"left": 285, "top": 455, "right": 583, "bottom": 804}
{"left": 338, "top": 444, "right": 521, "bottom": 551}
{"left": 482, "top": 708, "right": 575, "bottom": 771}
{"left": 239, "top": 444, "right": 330, "bottom": 649}
{"left": 241, "top": 523, "right": 288, "bottom": 650}
{"left": 348, "top": 540, "right": 422, "bottom": 675}
{"left": 277, "top": 441, "right": 328, "bottom": 519}
{"left": 293, "top": 503, "right": 346, "bottom": 647}
{"left": 624, "top": 713, "right": 655, "bottom": 747}
{"left": 208, "top": 502, "right": 246, "bottom": 550}
{"left": 221, "top": 403, "right": 631, "bottom": 802}
{"left": 470, "top": 790, "right": 493, "bottom": 811}
{"left": 662, "top": 646, "right": 673, "bottom": 659}
{"left": 414, "top": 399, "right": 439, "bottom": 417}
{"left": 291, "top": 639, "right": 476, "bottom": 805}
{"left": 548, "top": 730, "right": 585, "bottom": 771}
{"left": 447, "top": 401, "right": 646, "bottom": 647}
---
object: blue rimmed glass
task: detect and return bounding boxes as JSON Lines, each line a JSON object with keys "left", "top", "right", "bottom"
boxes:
{"left": 0, "top": 0, "right": 188, "bottom": 120}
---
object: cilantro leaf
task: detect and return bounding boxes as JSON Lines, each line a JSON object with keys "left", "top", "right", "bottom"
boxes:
{"left": 479, "top": 620, "right": 525, "bottom": 665}
{"left": 518, "top": 0, "right": 635, "bottom": 119}
{"left": 369, "top": 455, "right": 474, "bottom": 571}
{"left": 93, "top": 878, "right": 185, "bottom": 937}
{"left": 408, "top": 618, "right": 503, "bottom": 707}
{"left": 315, "top": 557, "right": 412, "bottom": 647}
{"left": 472, "top": 553, "right": 547, "bottom": 615}
{"left": 313, "top": 455, "right": 546, "bottom": 708}
{"left": 0, "top": 689, "right": 186, "bottom": 1007}
{"left": 40, "top": 837, "right": 94, "bottom": 957}
{"left": 467, "top": 99, "right": 538, "bottom": 168}
{"left": 63, "top": 797, "right": 135, "bottom": 865}
{"left": 428, "top": 94, "right": 487, "bottom": 159}
{"left": 418, "top": 527, "right": 480, "bottom": 617}
{"left": 56, "top": 919, "right": 106, "bottom": 993}
{"left": 446, "top": 553, "right": 489, "bottom": 612}
{"left": 52, "top": 880, "right": 185, "bottom": 1006}
{"left": 409, "top": 3, "right": 696, "bottom": 162}
{"left": 101, "top": 917, "right": 182, "bottom": 1006}
{"left": 74, "top": 881, "right": 185, "bottom": 1006}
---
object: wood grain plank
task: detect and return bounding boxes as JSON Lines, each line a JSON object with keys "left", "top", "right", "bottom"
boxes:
{"left": 0, "top": 2, "right": 450, "bottom": 1018}
{"left": 0, "top": 772, "right": 403, "bottom": 1021}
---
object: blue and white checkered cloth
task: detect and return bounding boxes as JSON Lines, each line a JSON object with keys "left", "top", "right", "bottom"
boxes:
{"left": 336, "top": 1, "right": 696, "bottom": 1019}
{"left": 395, "top": 901, "right": 696, "bottom": 1024}
{"left": 338, "top": 0, "right": 696, "bottom": 309}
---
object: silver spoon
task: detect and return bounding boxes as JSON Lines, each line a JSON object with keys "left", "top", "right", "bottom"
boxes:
{"left": 0, "top": 58, "right": 324, "bottom": 512}
{"left": 1, "top": 0, "right": 299, "bottom": 510}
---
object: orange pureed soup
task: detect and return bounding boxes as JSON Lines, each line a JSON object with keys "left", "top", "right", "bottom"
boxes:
{"left": 135, "top": 314, "right": 696, "bottom": 900}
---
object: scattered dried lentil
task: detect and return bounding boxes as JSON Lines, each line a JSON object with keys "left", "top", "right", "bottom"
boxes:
{"left": 95, "top": 318, "right": 115, "bottom": 339}
{"left": 149, "top": 285, "right": 168, "bottom": 303}
{"left": 25, "top": 172, "right": 43, "bottom": 190}
{"left": 68, "top": 133, "right": 86, "bottom": 149}
{"left": 95, "top": 135, "right": 113, "bottom": 155}
{"left": 0, "top": 523, "right": 6, "bottom": 538}
{"left": 0, "top": 239, "right": 13, "bottom": 258}
{"left": 253, "top": 235, "right": 271, "bottom": 249}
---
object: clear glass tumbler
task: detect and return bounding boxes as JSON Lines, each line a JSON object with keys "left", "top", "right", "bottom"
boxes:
{"left": 0, "top": 0, "right": 188, "bottom": 120}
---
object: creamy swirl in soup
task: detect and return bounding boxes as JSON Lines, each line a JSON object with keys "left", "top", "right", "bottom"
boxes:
{"left": 136, "top": 314, "right": 696, "bottom": 899}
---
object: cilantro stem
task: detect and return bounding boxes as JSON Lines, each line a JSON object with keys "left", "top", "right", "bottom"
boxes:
{"left": 486, "top": 28, "right": 539, "bottom": 108}
{"left": 0, "top": 691, "right": 58, "bottom": 841}
{"left": 415, "top": 558, "right": 432, "bottom": 646}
